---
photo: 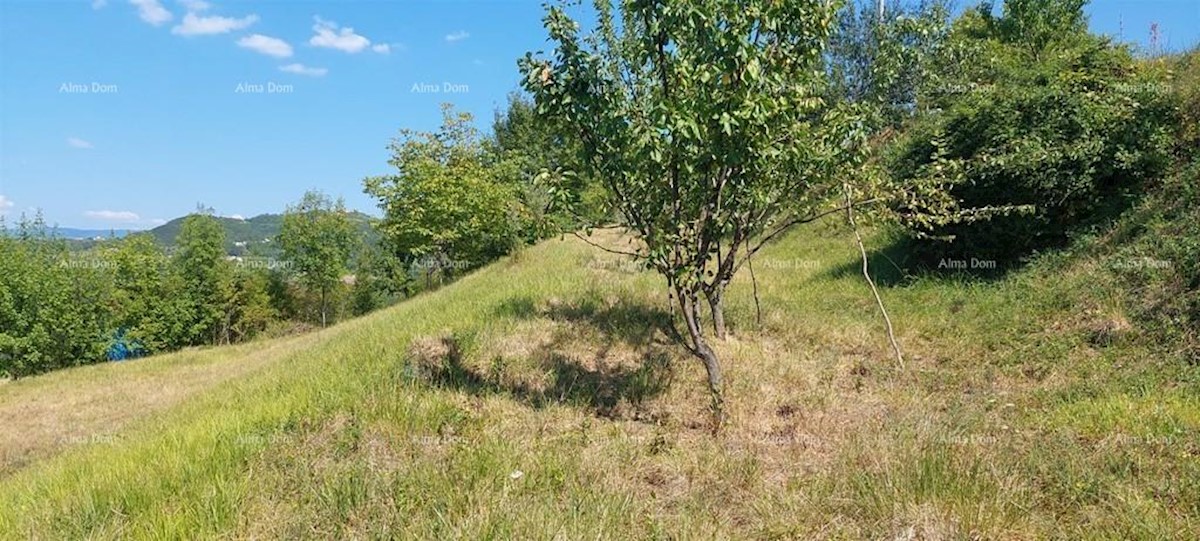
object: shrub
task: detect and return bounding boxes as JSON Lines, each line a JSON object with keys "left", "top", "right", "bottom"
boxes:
{"left": 890, "top": 2, "right": 1176, "bottom": 266}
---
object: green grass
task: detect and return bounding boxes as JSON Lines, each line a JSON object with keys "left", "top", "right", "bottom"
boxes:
{"left": 0, "top": 222, "right": 1197, "bottom": 539}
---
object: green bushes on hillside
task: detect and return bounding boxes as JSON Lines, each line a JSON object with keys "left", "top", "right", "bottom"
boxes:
{"left": 0, "top": 214, "right": 284, "bottom": 378}
{"left": 890, "top": 0, "right": 1176, "bottom": 266}
{"left": 1172, "top": 48, "right": 1200, "bottom": 151}
{"left": 0, "top": 216, "right": 111, "bottom": 377}
{"left": 0, "top": 199, "right": 406, "bottom": 378}
{"left": 364, "top": 105, "right": 532, "bottom": 291}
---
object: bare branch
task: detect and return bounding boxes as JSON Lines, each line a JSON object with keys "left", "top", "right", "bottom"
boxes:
{"left": 734, "top": 196, "right": 884, "bottom": 275}
{"left": 845, "top": 186, "right": 904, "bottom": 369}
{"left": 571, "top": 230, "right": 644, "bottom": 258}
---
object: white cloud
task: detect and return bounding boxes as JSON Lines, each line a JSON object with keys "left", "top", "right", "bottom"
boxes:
{"left": 225, "top": 214, "right": 245, "bottom": 221}
{"left": 149, "top": 218, "right": 167, "bottom": 225}
{"left": 67, "top": 137, "right": 94, "bottom": 149}
{"left": 371, "top": 43, "right": 390, "bottom": 54}
{"left": 237, "top": 34, "right": 293, "bottom": 58}
{"left": 129, "top": 0, "right": 172, "bottom": 26}
{"left": 178, "top": 0, "right": 210, "bottom": 11}
{"left": 309, "top": 16, "right": 373, "bottom": 53}
{"left": 85, "top": 210, "right": 140, "bottom": 222}
{"left": 279, "top": 63, "right": 328, "bottom": 77}
{"left": 445, "top": 30, "right": 469, "bottom": 43}
{"left": 92, "top": 0, "right": 108, "bottom": 9}
{"left": 172, "top": 12, "right": 257, "bottom": 36}
{"left": 0, "top": 195, "right": 13, "bottom": 214}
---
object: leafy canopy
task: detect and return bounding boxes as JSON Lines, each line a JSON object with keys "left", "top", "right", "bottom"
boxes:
{"left": 364, "top": 104, "right": 521, "bottom": 277}
{"left": 520, "top": 0, "right": 859, "bottom": 296}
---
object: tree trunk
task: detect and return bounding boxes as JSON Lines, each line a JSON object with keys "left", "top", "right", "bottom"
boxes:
{"left": 320, "top": 286, "right": 327, "bottom": 328}
{"left": 704, "top": 287, "right": 727, "bottom": 340}
{"left": 680, "top": 289, "right": 725, "bottom": 432}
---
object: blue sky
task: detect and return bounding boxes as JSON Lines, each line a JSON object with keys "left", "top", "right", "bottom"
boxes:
{"left": 0, "top": 0, "right": 1196, "bottom": 230}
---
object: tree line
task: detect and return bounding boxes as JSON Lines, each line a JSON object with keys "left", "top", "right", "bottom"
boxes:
{"left": 0, "top": 200, "right": 375, "bottom": 378}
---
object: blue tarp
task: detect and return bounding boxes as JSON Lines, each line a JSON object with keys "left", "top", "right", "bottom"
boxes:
{"left": 106, "top": 329, "right": 146, "bottom": 361}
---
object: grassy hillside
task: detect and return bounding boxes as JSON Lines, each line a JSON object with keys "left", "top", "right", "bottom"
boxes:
{"left": 0, "top": 219, "right": 1197, "bottom": 538}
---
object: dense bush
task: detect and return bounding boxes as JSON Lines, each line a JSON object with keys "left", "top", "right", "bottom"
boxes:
{"left": 490, "top": 93, "right": 610, "bottom": 233}
{"left": 0, "top": 214, "right": 283, "bottom": 379}
{"left": 889, "top": 1, "right": 1177, "bottom": 266}
{"left": 0, "top": 217, "right": 111, "bottom": 377}
{"left": 364, "top": 104, "right": 526, "bottom": 290}
{"left": 1107, "top": 49, "right": 1200, "bottom": 359}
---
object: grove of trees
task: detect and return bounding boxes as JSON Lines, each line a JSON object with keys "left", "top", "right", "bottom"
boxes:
{"left": 0, "top": 196, "right": 377, "bottom": 379}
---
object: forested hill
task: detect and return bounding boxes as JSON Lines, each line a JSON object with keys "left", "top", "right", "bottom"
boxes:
{"left": 146, "top": 212, "right": 378, "bottom": 256}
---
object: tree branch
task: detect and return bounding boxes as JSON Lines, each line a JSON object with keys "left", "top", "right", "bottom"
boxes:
{"left": 735, "top": 196, "right": 883, "bottom": 274}
{"left": 845, "top": 186, "right": 903, "bottom": 369}
{"left": 571, "top": 230, "right": 644, "bottom": 258}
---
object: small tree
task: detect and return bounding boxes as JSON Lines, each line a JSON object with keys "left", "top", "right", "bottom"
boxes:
{"left": 826, "top": 0, "right": 951, "bottom": 128}
{"left": 104, "top": 233, "right": 171, "bottom": 351}
{"left": 364, "top": 104, "right": 521, "bottom": 288}
{"left": 278, "top": 190, "right": 357, "bottom": 327}
{"left": 520, "top": 0, "right": 898, "bottom": 427}
{"left": 173, "top": 212, "right": 233, "bottom": 345}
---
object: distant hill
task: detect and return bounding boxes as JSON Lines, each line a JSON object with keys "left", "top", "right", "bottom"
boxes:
{"left": 145, "top": 212, "right": 379, "bottom": 256}
{"left": 49, "top": 227, "right": 132, "bottom": 240}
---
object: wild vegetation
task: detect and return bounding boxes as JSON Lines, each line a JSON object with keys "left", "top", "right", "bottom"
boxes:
{"left": 0, "top": 0, "right": 1197, "bottom": 537}
{"left": 2, "top": 202, "right": 378, "bottom": 378}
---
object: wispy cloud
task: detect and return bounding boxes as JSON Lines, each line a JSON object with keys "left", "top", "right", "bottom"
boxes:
{"left": 178, "top": 0, "right": 210, "bottom": 11}
{"left": 279, "top": 63, "right": 328, "bottom": 77}
{"left": 371, "top": 43, "right": 390, "bottom": 54}
{"left": 0, "top": 195, "right": 13, "bottom": 215}
{"left": 309, "top": 16, "right": 375, "bottom": 53}
{"left": 92, "top": 0, "right": 108, "bottom": 9}
{"left": 67, "top": 137, "right": 94, "bottom": 149}
{"left": 444, "top": 30, "right": 469, "bottom": 43}
{"left": 237, "top": 34, "right": 293, "bottom": 58}
{"left": 172, "top": 11, "right": 257, "bottom": 36}
{"left": 129, "top": 0, "right": 173, "bottom": 26}
{"left": 85, "top": 210, "right": 140, "bottom": 222}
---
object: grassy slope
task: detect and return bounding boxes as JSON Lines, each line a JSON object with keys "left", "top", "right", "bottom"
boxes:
{"left": 0, "top": 222, "right": 1197, "bottom": 539}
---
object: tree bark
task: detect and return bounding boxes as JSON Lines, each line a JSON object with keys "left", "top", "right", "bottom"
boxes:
{"left": 704, "top": 287, "right": 727, "bottom": 340}
{"left": 679, "top": 289, "right": 725, "bottom": 432}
